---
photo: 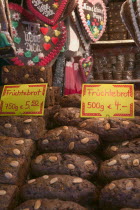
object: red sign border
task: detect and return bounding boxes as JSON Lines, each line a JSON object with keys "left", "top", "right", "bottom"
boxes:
{"left": 0, "top": 84, "right": 47, "bottom": 115}
{"left": 81, "top": 84, "right": 134, "bottom": 117}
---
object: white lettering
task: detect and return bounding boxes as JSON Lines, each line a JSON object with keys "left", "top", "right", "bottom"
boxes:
{"left": 32, "top": 1, "right": 55, "bottom": 17}
{"left": 24, "top": 32, "right": 41, "bottom": 43}
{"left": 25, "top": 42, "right": 41, "bottom": 52}
{"left": 32, "top": 0, "right": 42, "bottom": 7}
{"left": 82, "top": 3, "right": 103, "bottom": 21}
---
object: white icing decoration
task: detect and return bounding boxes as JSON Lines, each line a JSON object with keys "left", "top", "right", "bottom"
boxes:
{"left": 38, "top": 52, "right": 45, "bottom": 58}
{"left": 71, "top": 11, "right": 90, "bottom": 51}
{"left": 32, "top": 0, "right": 55, "bottom": 17}
{"left": 82, "top": 3, "right": 103, "bottom": 21}
{"left": 12, "top": 12, "right": 21, "bottom": 21}
{"left": 27, "top": 60, "right": 35, "bottom": 65}
{"left": 23, "top": 22, "right": 42, "bottom": 53}
{"left": 12, "top": 27, "right": 18, "bottom": 37}
{"left": 16, "top": 48, "right": 24, "bottom": 55}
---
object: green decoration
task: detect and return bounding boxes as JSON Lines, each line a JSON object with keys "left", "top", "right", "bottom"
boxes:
{"left": 12, "top": 21, "right": 18, "bottom": 28}
{"left": 24, "top": 51, "right": 32, "bottom": 57}
{"left": 14, "top": 37, "right": 21, "bottom": 44}
{"left": 0, "top": 33, "right": 11, "bottom": 47}
{"left": 32, "top": 56, "right": 39, "bottom": 63}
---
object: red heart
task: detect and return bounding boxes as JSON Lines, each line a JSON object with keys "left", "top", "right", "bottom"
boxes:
{"left": 43, "top": 43, "right": 51, "bottom": 51}
{"left": 52, "top": 24, "right": 58, "bottom": 30}
{"left": 40, "top": 27, "right": 49, "bottom": 35}
{"left": 51, "top": 37, "right": 59, "bottom": 45}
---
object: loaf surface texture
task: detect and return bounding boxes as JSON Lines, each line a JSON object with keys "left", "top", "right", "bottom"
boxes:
{"left": 99, "top": 178, "right": 140, "bottom": 210}
{"left": 20, "top": 175, "right": 98, "bottom": 205}
{"left": 37, "top": 126, "right": 100, "bottom": 154}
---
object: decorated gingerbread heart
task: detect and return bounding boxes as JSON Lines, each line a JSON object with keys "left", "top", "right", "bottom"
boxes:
{"left": 8, "top": 3, "right": 66, "bottom": 66}
{"left": 27, "top": 0, "right": 70, "bottom": 26}
{"left": 79, "top": 56, "right": 93, "bottom": 82}
{"left": 77, "top": 0, "right": 107, "bottom": 42}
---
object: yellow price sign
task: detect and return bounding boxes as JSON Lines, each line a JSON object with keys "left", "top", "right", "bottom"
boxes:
{"left": 0, "top": 84, "right": 48, "bottom": 116}
{"left": 81, "top": 84, "right": 134, "bottom": 118}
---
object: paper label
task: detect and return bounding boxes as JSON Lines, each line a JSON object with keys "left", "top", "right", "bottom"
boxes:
{"left": 0, "top": 84, "right": 47, "bottom": 116}
{"left": 81, "top": 84, "right": 134, "bottom": 118}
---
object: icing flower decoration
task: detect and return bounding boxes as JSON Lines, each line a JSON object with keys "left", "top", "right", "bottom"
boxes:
{"left": 82, "top": 62, "right": 91, "bottom": 68}
{"left": 53, "top": 3, "right": 59, "bottom": 9}
{"left": 83, "top": 63, "right": 87, "bottom": 68}
{"left": 16, "top": 48, "right": 24, "bottom": 55}
{"left": 96, "top": 22, "right": 99, "bottom": 26}
{"left": 12, "top": 12, "right": 20, "bottom": 21}
{"left": 27, "top": 60, "right": 35, "bottom": 66}
{"left": 87, "top": 14, "right": 90, "bottom": 20}
{"left": 100, "top": 21, "right": 104, "bottom": 25}
{"left": 54, "top": 30, "right": 61, "bottom": 36}
{"left": 93, "top": 27, "right": 100, "bottom": 37}
{"left": 38, "top": 53, "right": 45, "bottom": 58}
{"left": 99, "top": 25, "right": 103, "bottom": 30}
{"left": 92, "top": 19, "right": 99, "bottom": 27}
{"left": 11, "top": 27, "right": 18, "bottom": 37}
{"left": 87, "top": 20, "right": 91, "bottom": 26}
{"left": 44, "top": 36, "right": 51, "bottom": 42}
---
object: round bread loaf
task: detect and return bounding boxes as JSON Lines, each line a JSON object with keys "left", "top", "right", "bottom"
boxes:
{"left": 38, "top": 126, "right": 100, "bottom": 154}
{"left": 103, "top": 138, "right": 140, "bottom": 159}
{"left": 14, "top": 199, "right": 87, "bottom": 210}
{"left": 20, "top": 175, "right": 99, "bottom": 205}
{"left": 79, "top": 118, "right": 140, "bottom": 142}
{"left": 99, "top": 178, "right": 140, "bottom": 210}
{"left": 31, "top": 153, "right": 98, "bottom": 180}
{"left": 99, "top": 154, "right": 140, "bottom": 181}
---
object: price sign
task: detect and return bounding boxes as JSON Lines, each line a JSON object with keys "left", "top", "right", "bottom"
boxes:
{"left": 81, "top": 84, "right": 134, "bottom": 118}
{"left": 0, "top": 84, "right": 48, "bottom": 116}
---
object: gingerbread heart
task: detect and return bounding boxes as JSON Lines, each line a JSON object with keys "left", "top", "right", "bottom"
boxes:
{"left": 27, "top": 0, "right": 70, "bottom": 26}
{"left": 120, "top": 0, "right": 140, "bottom": 48}
{"left": 8, "top": 3, "right": 66, "bottom": 66}
{"left": 77, "top": 0, "right": 107, "bottom": 42}
{"left": 79, "top": 56, "right": 93, "bottom": 82}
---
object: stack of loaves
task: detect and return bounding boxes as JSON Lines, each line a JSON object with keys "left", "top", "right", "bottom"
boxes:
{"left": 0, "top": 91, "right": 140, "bottom": 209}
{"left": 41, "top": 93, "right": 140, "bottom": 210}
{"left": 16, "top": 93, "right": 101, "bottom": 209}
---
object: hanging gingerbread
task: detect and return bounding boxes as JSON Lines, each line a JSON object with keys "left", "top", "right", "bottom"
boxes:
{"left": 77, "top": 0, "right": 107, "bottom": 42}
{"left": 27, "top": 0, "right": 77, "bottom": 26}
{"left": 8, "top": 3, "right": 67, "bottom": 66}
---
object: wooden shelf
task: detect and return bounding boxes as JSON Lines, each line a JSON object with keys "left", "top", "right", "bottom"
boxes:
{"left": 91, "top": 79, "right": 140, "bottom": 84}
{"left": 91, "top": 39, "right": 138, "bottom": 56}
{"left": 92, "top": 40, "right": 135, "bottom": 45}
